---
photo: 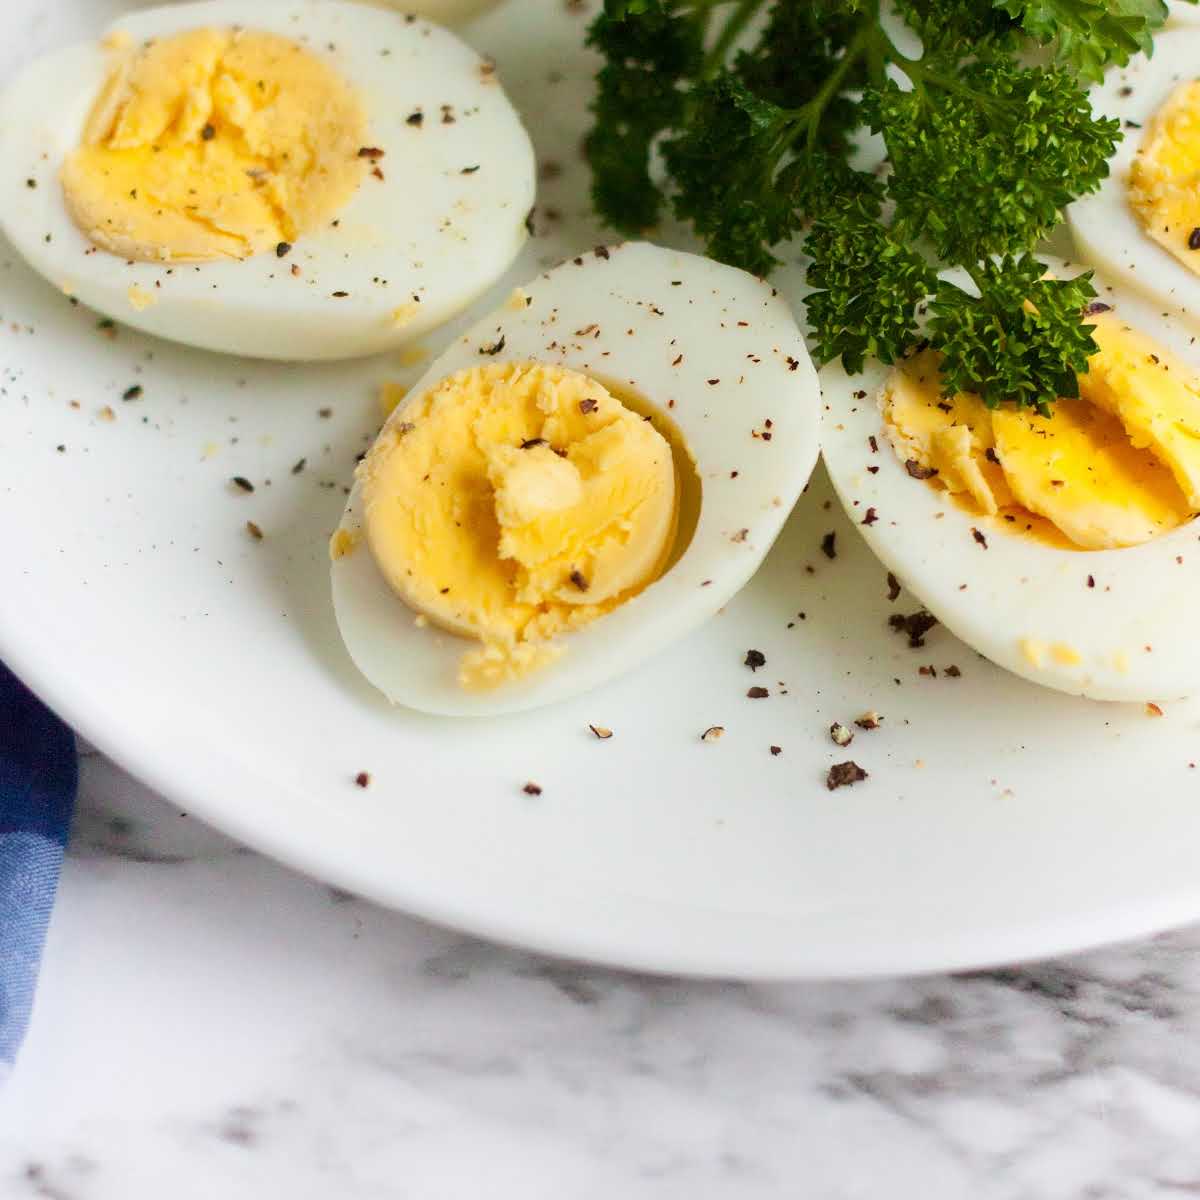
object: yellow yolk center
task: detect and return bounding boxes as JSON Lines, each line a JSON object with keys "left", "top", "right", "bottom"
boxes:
{"left": 358, "top": 362, "right": 680, "bottom": 686}
{"left": 61, "top": 28, "right": 367, "bottom": 262}
{"left": 882, "top": 312, "right": 1199, "bottom": 550}
{"left": 1129, "top": 80, "right": 1200, "bottom": 273}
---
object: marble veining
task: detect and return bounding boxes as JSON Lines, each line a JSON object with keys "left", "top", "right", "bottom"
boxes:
{"left": 0, "top": 750, "right": 1198, "bottom": 1198}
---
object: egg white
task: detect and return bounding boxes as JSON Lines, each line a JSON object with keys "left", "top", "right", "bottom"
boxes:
{"left": 820, "top": 260, "right": 1200, "bottom": 703}
{"left": 331, "top": 240, "right": 821, "bottom": 716}
{"left": 1068, "top": 28, "right": 1200, "bottom": 335}
{"left": 369, "top": 0, "right": 505, "bottom": 26}
{"left": 0, "top": 0, "right": 534, "bottom": 360}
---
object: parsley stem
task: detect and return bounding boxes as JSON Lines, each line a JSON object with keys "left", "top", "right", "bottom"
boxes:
{"left": 701, "top": 0, "right": 764, "bottom": 79}
{"left": 798, "top": 22, "right": 874, "bottom": 151}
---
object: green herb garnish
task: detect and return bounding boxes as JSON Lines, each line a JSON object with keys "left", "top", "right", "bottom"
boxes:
{"left": 585, "top": 0, "right": 1186, "bottom": 411}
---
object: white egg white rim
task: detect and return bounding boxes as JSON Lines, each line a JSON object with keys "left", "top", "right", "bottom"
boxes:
{"left": 1068, "top": 28, "right": 1200, "bottom": 334}
{"left": 331, "top": 241, "right": 822, "bottom": 716}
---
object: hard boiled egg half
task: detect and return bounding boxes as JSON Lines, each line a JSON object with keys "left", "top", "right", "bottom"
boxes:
{"left": 821, "top": 259, "right": 1200, "bottom": 703}
{"left": 1069, "top": 27, "right": 1200, "bottom": 334}
{"left": 0, "top": 1, "right": 534, "bottom": 360}
{"left": 331, "top": 241, "right": 821, "bottom": 716}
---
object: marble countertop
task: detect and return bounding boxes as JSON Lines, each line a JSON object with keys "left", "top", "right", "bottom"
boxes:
{"left": 1, "top": 752, "right": 1199, "bottom": 1198}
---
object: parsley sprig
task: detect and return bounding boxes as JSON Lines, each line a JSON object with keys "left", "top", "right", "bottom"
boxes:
{"left": 585, "top": 0, "right": 1183, "bottom": 410}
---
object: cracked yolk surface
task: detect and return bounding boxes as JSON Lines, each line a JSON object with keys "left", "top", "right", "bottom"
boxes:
{"left": 882, "top": 311, "right": 1198, "bottom": 550}
{"left": 358, "top": 361, "right": 680, "bottom": 687}
{"left": 61, "top": 27, "right": 366, "bottom": 262}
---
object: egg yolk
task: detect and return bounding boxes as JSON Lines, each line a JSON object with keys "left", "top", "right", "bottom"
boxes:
{"left": 61, "top": 28, "right": 367, "bottom": 262}
{"left": 1129, "top": 80, "right": 1200, "bottom": 274}
{"left": 358, "top": 361, "right": 680, "bottom": 687}
{"left": 882, "top": 312, "right": 1198, "bottom": 550}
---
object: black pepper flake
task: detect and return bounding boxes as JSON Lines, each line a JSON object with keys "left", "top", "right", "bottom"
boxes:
{"left": 245, "top": 520, "right": 263, "bottom": 541}
{"left": 594, "top": 245, "right": 610, "bottom": 260}
{"left": 744, "top": 649, "right": 766, "bottom": 671}
{"left": 1084, "top": 301, "right": 1112, "bottom": 316}
{"left": 520, "top": 437, "right": 546, "bottom": 449}
{"left": 25, "top": 178, "right": 36, "bottom": 189}
{"left": 707, "top": 378, "right": 720, "bottom": 386}
{"left": 275, "top": 241, "right": 292, "bottom": 258}
{"left": 291, "top": 457, "right": 306, "bottom": 475}
{"left": 318, "top": 407, "right": 333, "bottom": 418}
{"left": 747, "top": 686, "right": 769, "bottom": 699}
{"left": 460, "top": 164, "right": 480, "bottom": 174}
{"left": 944, "top": 665, "right": 961, "bottom": 677}
{"left": 358, "top": 146, "right": 385, "bottom": 159}
{"left": 769, "top": 745, "right": 782, "bottom": 756}
{"left": 827, "top": 762, "right": 868, "bottom": 791}
{"left": 331, "top": 291, "right": 349, "bottom": 298}
{"left": 869, "top": 435, "right": 879, "bottom": 453}
{"left": 785, "top": 356, "right": 799, "bottom": 371}
{"left": 122, "top": 384, "right": 143, "bottom": 401}
{"left": 579, "top": 397, "right": 599, "bottom": 414}
{"left": 569, "top": 569, "right": 589, "bottom": 592}
{"left": 820, "top": 531, "right": 837, "bottom": 560}
{"left": 888, "top": 609, "right": 937, "bottom": 648}
{"left": 1087, "top": 574, "right": 1096, "bottom": 589}
{"left": 589, "top": 724, "right": 613, "bottom": 739}
{"left": 231, "top": 476, "right": 255, "bottom": 493}
{"left": 522, "top": 781, "right": 542, "bottom": 796}
{"left": 1189, "top": 228, "right": 1200, "bottom": 251}
{"left": 201, "top": 123, "right": 215, "bottom": 140}
{"left": 887, "top": 572, "right": 901, "bottom": 602}
{"left": 905, "top": 459, "right": 937, "bottom": 480}
{"left": 480, "top": 334, "right": 506, "bottom": 356}
{"left": 862, "top": 507, "right": 878, "bottom": 526}
{"left": 406, "top": 110, "right": 424, "bottom": 126}
{"left": 971, "top": 527, "right": 988, "bottom": 549}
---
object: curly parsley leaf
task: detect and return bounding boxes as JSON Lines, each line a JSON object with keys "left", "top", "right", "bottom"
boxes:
{"left": 660, "top": 75, "right": 807, "bottom": 275}
{"left": 929, "top": 256, "right": 1099, "bottom": 412}
{"left": 584, "top": 0, "right": 1168, "bottom": 411}
{"left": 998, "top": 0, "right": 1170, "bottom": 82}
{"left": 805, "top": 199, "right": 938, "bottom": 374}
{"left": 874, "top": 56, "right": 1121, "bottom": 262}
{"left": 584, "top": 0, "right": 703, "bottom": 235}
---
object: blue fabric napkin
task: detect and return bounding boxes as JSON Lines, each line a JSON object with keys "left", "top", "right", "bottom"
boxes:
{"left": 0, "top": 661, "right": 75, "bottom": 1073}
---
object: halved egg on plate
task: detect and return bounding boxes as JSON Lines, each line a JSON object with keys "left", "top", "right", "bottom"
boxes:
{"left": 331, "top": 241, "right": 821, "bottom": 715}
{"left": 1069, "top": 27, "right": 1200, "bottom": 334}
{"left": 0, "top": 0, "right": 534, "bottom": 360}
{"left": 821, "top": 258, "right": 1200, "bottom": 702}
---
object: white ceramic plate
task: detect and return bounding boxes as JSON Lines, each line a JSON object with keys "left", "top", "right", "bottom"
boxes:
{"left": 4, "top": 0, "right": 1200, "bottom": 980}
